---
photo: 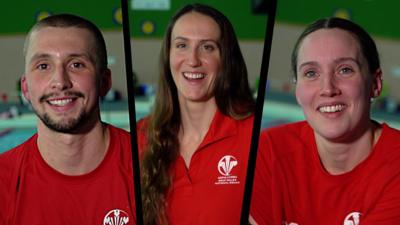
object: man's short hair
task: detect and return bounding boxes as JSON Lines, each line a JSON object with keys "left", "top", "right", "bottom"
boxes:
{"left": 24, "top": 14, "right": 108, "bottom": 73}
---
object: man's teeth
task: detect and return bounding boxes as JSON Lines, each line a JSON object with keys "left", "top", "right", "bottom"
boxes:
{"left": 183, "top": 72, "right": 205, "bottom": 79}
{"left": 48, "top": 99, "right": 73, "bottom": 106}
{"left": 319, "top": 104, "right": 345, "bottom": 113}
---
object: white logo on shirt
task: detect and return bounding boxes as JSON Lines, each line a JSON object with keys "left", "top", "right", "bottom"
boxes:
{"left": 217, "top": 155, "right": 238, "bottom": 176}
{"left": 103, "top": 209, "right": 130, "bottom": 225}
{"left": 344, "top": 212, "right": 361, "bottom": 225}
{"left": 282, "top": 221, "right": 299, "bottom": 225}
{"left": 215, "top": 155, "right": 239, "bottom": 185}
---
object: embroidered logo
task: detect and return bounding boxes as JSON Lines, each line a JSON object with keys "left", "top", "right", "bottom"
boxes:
{"left": 218, "top": 155, "right": 238, "bottom": 176}
{"left": 283, "top": 222, "right": 298, "bottom": 225}
{"left": 344, "top": 212, "right": 361, "bottom": 225}
{"left": 103, "top": 209, "right": 130, "bottom": 225}
{"left": 215, "top": 155, "right": 239, "bottom": 185}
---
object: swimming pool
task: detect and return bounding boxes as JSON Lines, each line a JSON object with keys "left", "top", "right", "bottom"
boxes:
{"left": 0, "top": 100, "right": 304, "bottom": 153}
{"left": 2, "top": 99, "right": 397, "bottom": 154}
{"left": 0, "top": 128, "right": 36, "bottom": 153}
{"left": 0, "top": 110, "right": 140, "bottom": 153}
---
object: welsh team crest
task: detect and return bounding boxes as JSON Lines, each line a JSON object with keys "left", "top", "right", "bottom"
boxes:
{"left": 215, "top": 155, "right": 240, "bottom": 185}
{"left": 103, "top": 209, "right": 130, "bottom": 225}
{"left": 344, "top": 212, "right": 361, "bottom": 225}
{"left": 218, "top": 155, "right": 238, "bottom": 176}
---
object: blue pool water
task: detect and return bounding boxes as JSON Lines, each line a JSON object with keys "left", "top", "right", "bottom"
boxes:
{"left": 0, "top": 117, "right": 291, "bottom": 154}
{"left": 0, "top": 128, "right": 36, "bottom": 153}
{"left": 0, "top": 99, "right": 305, "bottom": 153}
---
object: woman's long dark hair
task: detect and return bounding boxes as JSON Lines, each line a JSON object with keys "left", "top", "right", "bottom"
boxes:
{"left": 140, "top": 3, "right": 255, "bottom": 225}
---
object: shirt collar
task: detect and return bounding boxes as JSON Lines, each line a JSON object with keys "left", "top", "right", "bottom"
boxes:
{"left": 197, "top": 109, "right": 238, "bottom": 150}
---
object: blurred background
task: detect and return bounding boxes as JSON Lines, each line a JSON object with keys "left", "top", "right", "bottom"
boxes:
{"left": 0, "top": 0, "right": 128, "bottom": 152}
{"left": 262, "top": 0, "right": 400, "bottom": 129}
{"left": 1, "top": 0, "right": 399, "bottom": 153}
{"left": 130, "top": 0, "right": 400, "bottom": 131}
{"left": 129, "top": 0, "right": 267, "bottom": 121}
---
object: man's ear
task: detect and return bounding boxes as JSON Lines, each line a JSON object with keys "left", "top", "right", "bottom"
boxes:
{"left": 99, "top": 69, "right": 112, "bottom": 97}
{"left": 21, "top": 75, "right": 30, "bottom": 102}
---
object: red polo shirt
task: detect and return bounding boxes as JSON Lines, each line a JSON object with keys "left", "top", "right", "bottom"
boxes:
{"left": 138, "top": 110, "right": 253, "bottom": 225}
{"left": 251, "top": 121, "right": 400, "bottom": 225}
{"left": 0, "top": 125, "right": 136, "bottom": 225}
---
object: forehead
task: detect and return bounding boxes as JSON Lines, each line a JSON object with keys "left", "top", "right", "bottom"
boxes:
{"left": 298, "top": 28, "right": 362, "bottom": 64}
{"left": 171, "top": 12, "right": 221, "bottom": 41}
{"left": 26, "top": 26, "right": 95, "bottom": 60}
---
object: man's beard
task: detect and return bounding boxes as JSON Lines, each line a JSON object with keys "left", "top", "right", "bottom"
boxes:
{"left": 33, "top": 91, "right": 93, "bottom": 133}
{"left": 37, "top": 110, "right": 88, "bottom": 133}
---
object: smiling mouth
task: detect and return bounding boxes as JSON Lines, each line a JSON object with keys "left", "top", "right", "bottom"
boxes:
{"left": 40, "top": 91, "right": 84, "bottom": 107}
{"left": 318, "top": 104, "right": 346, "bottom": 113}
{"left": 183, "top": 72, "right": 205, "bottom": 80}
{"left": 48, "top": 98, "right": 75, "bottom": 106}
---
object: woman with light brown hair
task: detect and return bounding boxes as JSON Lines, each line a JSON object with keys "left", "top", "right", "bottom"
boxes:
{"left": 137, "top": 3, "right": 255, "bottom": 225}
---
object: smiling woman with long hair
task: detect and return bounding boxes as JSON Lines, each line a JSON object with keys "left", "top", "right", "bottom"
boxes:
{"left": 137, "top": 3, "right": 255, "bottom": 225}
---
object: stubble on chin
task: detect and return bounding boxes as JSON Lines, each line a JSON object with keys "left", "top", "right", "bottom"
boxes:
{"left": 38, "top": 110, "right": 88, "bottom": 133}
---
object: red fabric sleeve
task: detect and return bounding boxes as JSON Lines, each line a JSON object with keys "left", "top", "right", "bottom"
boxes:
{"left": 363, "top": 163, "right": 400, "bottom": 224}
{"left": 250, "top": 131, "right": 274, "bottom": 225}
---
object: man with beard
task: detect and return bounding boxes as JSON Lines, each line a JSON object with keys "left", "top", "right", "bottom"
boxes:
{"left": 0, "top": 14, "right": 135, "bottom": 225}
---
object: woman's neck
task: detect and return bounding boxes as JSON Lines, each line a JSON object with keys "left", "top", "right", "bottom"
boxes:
{"left": 178, "top": 97, "right": 218, "bottom": 167}
{"left": 315, "top": 122, "right": 381, "bottom": 175}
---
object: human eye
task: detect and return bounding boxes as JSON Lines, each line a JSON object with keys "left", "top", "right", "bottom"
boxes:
{"left": 36, "top": 63, "right": 49, "bottom": 70}
{"left": 203, "top": 44, "right": 215, "bottom": 51}
{"left": 69, "top": 60, "right": 86, "bottom": 70}
{"left": 303, "top": 70, "right": 318, "bottom": 79}
{"left": 174, "top": 42, "right": 187, "bottom": 49}
{"left": 338, "top": 66, "right": 354, "bottom": 75}
{"left": 72, "top": 62, "right": 84, "bottom": 68}
{"left": 201, "top": 42, "right": 218, "bottom": 52}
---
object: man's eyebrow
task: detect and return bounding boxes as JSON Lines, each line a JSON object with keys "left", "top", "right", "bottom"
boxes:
{"left": 67, "top": 53, "right": 94, "bottom": 63}
{"left": 28, "top": 52, "right": 92, "bottom": 63}
{"left": 28, "top": 53, "right": 51, "bottom": 64}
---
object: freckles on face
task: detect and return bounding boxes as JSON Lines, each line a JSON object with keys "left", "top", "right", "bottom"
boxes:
{"left": 169, "top": 12, "right": 221, "bottom": 103}
{"left": 294, "top": 28, "right": 374, "bottom": 141}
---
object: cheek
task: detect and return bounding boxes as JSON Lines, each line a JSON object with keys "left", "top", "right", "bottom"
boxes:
{"left": 23, "top": 79, "right": 42, "bottom": 101}
{"left": 167, "top": 56, "right": 179, "bottom": 87}
{"left": 347, "top": 86, "right": 369, "bottom": 105}
{"left": 73, "top": 74, "right": 98, "bottom": 95}
{"left": 169, "top": 59, "right": 179, "bottom": 83}
{"left": 86, "top": 78, "right": 100, "bottom": 93}
{"left": 343, "top": 78, "right": 369, "bottom": 102}
{"left": 169, "top": 60, "right": 177, "bottom": 74}
{"left": 169, "top": 52, "right": 183, "bottom": 73}
{"left": 295, "top": 83, "right": 312, "bottom": 107}
{"left": 203, "top": 55, "right": 221, "bottom": 75}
